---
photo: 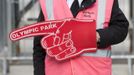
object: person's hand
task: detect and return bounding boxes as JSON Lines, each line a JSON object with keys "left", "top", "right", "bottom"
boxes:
{"left": 96, "top": 32, "right": 100, "bottom": 43}
{"left": 41, "top": 19, "right": 97, "bottom": 60}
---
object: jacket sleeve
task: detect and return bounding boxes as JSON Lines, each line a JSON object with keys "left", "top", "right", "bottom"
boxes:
{"left": 33, "top": 11, "right": 46, "bottom": 75}
{"left": 97, "top": 0, "right": 129, "bottom": 48}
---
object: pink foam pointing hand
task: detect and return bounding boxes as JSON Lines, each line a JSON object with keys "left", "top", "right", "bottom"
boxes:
{"left": 10, "top": 18, "right": 97, "bottom": 61}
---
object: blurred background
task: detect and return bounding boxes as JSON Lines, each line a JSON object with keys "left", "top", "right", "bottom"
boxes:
{"left": 0, "top": 0, "right": 134, "bottom": 75}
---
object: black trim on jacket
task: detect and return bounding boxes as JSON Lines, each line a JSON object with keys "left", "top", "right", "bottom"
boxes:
{"left": 97, "top": 0, "right": 129, "bottom": 48}
{"left": 33, "top": 11, "right": 45, "bottom": 75}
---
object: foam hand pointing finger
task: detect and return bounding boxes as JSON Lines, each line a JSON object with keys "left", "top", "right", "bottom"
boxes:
{"left": 10, "top": 18, "right": 97, "bottom": 61}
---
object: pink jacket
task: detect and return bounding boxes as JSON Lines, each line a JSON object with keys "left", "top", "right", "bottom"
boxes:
{"left": 39, "top": 0, "right": 114, "bottom": 75}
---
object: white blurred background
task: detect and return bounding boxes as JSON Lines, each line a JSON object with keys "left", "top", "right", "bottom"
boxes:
{"left": 0, "top": 0, "right": 134, "bottom": 75}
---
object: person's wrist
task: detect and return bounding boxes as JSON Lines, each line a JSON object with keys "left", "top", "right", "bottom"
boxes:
{"left": 96, "top": 32, "right": 100, "bottom": 43}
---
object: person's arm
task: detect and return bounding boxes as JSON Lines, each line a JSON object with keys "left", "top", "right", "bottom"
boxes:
{"left": 33, "top": 11, "right": 46, "bottom": 75}
{"left": 97, "top": 0, "right": 129, "bottom": 48}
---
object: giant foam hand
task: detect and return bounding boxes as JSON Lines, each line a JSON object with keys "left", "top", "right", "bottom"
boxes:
{"left": 10, "top": 18, "right": 97, "bottom": 61}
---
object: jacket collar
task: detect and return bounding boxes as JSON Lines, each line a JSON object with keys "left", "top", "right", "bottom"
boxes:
{"left": 80, "top": 0, "right": 96, "bottom": 9}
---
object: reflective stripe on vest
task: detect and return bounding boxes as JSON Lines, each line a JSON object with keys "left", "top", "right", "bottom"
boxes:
{"left": 97, "top": 0, "right": 106, "bottom": 29}
{"left": 39, "top": 0, "right": 114, "bottom": 57}
{"left": 45, "top": 0, "right": 54, "bottom": 20}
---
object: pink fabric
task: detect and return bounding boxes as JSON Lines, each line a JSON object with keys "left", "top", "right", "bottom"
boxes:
{"left": 45, "top": 56, "right": 72, "bottom": 75}
{"left": 53, "top": 0, "right": 73, "bottom": 20}
{"left": 103, "top": 0, "right": 114, "bottom": 28}
{"left": 70, "top": 56, "right": 112, "bottom": 75}
{"left": 76, "top": 0, "right": 98, "bottom": 20}
{"left": 38, "top": 0, "right": 114, "bottom": 75}
{"left": 45, "top": 56, "right": 112, "bottom": 75}
{"left": 39, "top": 0, "right": 48, "bottom": 20}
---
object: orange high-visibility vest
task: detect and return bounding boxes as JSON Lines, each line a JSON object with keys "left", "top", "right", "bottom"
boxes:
{"left": 39, "top": 0, "right": 114, "bottom": 75}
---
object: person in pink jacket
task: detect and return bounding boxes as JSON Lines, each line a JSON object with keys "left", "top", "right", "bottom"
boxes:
{"left": 33, "top": 0, "right": 129, "bottom": 75}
